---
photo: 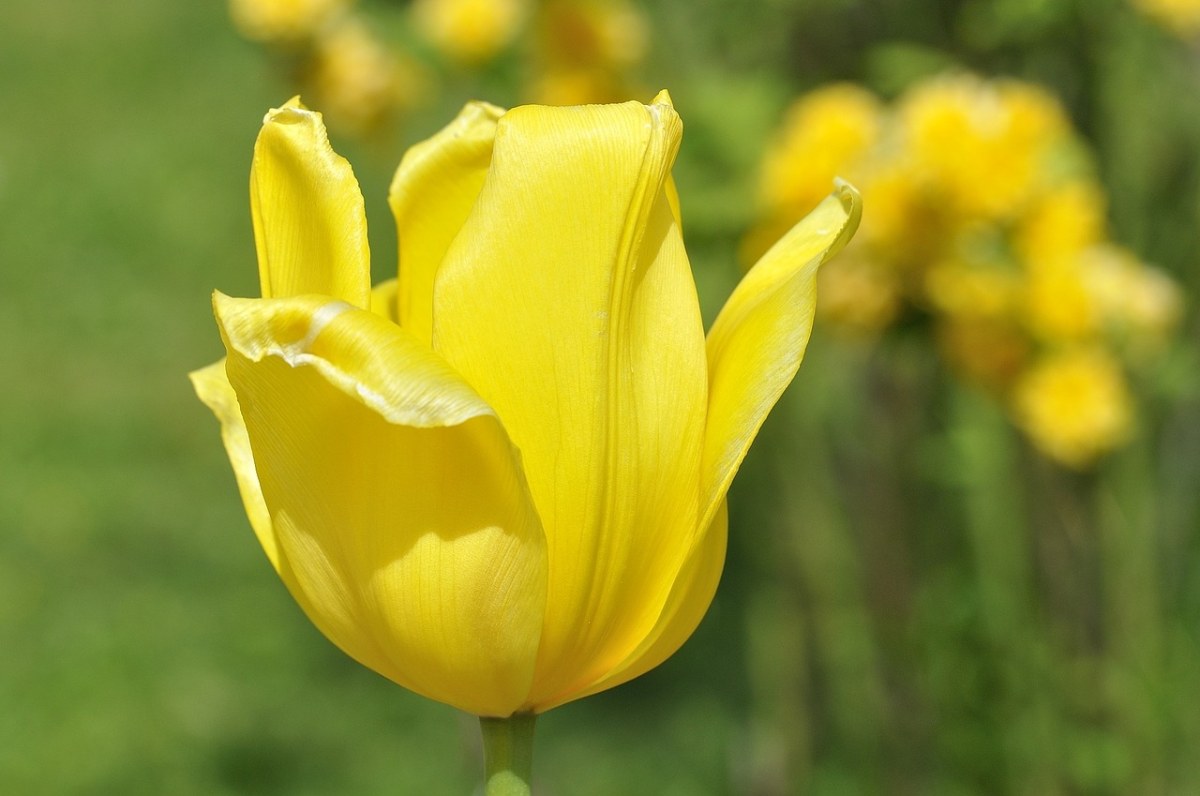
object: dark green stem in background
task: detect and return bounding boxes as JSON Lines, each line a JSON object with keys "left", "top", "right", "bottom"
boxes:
{"left": 480, "top": 713, "right": 536, "bottom": 796}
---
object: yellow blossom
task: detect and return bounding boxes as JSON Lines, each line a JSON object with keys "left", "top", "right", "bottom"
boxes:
{"left": 925, "top": 258, "right": 1021, "bottom": 320}
{"left": 1022, "top": 243, "right": 1184, "bottom": 350}
{"left": 758, "top": 84, "right": 882, "bottom": 219}
{"left": 1012, "top": 349, "right": 1134, "bottom": 468}
{"left": 537, "top": 0, "right": 647, "bottom": 68}
{"left": 816, "top": 256, "right": 902, "bottom": 337}
{"left": 1014, "top": 180, "right": 1107, "bottom": 266}
{"left": 1125, "top": 265, "right": 1185, "bottom": 347}
{"left": 899, "top": 75, "right": 1067, "bottom": 221}
{"left": 1078, "top": 245, "right": 1184, "bottom": 350}
{"left": 856, "top": 162, "right": 938, "bottom": 259}
{"left": 529, "top": 0, "right": 650, "bottom": 105}
{"left": 229, "top": 0, "right": 349, "bottom": 42}
{"left": 303, "top": 18, "right": 426, "bottom": 134}
{"left": 1023, "top": 258, "right": 1101, "bottom": 343}
{"left": 1133, "top": 0, "right": 1200, "bottom": 35}
{"left": 412, "top": 0, "right": 528, "bottom": 64}
{"left": 741, "top": 84, "right": 880, "bottom": 267}
{"left": 744, "top": 73, "right": 1180, "bottom": 466}
{"left": 191, "top": 95, "right": 860, "bottom": 716}
{"left": 530, "top": 67, "right": 624, "bottom": 107}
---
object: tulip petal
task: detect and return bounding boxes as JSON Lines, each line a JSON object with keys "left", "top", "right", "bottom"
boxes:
{"left": 388, "top": 101, "right": 503, "bottom": 343}
{"left": 189, "top": 359, "right": 279, "bottom": 569}
{"left": 432, "top": 97, "right": 709, "bottom": 707}
{"left": 702, "top": 182, "right": 861, "bottom": 528}
{"left": 251, "top": 97, "right": 371, "bottom": 308}
{"left": 215, "top": 292, "right": 547, "bottom": 717}
{"left": 665, "top": 175, "right": 682, "bottom": 229}
{"left": 540, "top": 500, "right": 728, "bottom": 710}
{"left": 369, "top": 277, "right": 400, "bottom": 324}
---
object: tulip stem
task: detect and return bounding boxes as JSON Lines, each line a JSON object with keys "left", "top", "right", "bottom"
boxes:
{"left": 480, "top": 712, "right": 536, "bottom": 796}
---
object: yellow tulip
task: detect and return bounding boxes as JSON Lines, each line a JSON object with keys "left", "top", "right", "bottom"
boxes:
{"left": 191, "top": 93, "right": 859, "bottom": 718}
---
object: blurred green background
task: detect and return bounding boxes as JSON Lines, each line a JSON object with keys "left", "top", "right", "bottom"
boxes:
{"left": 3, "top": 0, "right": 1200, "bottom": 793}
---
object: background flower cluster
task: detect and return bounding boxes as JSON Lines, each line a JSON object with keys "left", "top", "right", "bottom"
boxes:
{"left": 227, "top": 0, "right": 648, "bottom": 134}
{"left": 745, "top": 75, "right": 1183, "bottom": 468}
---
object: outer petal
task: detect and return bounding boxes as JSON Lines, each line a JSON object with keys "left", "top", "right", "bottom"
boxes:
{"left": 432, "top": 94, "right": 709, "bottom": 708}
{"left": 189, "top": 359, "right": 278, "bottom": 569}
{"left": 369, "top": 277, "right": 400, "bottom": 324}
{"left": 702, "top": 182, "right": 861, "bottom": 527}
{"left": 538, "top": 501, "right": 728, "bottom": 711}
{"left": 251, "top": 97, "right": 371, "bottom": 307}
{"left": 388, "top": 101, "right": 504, "bottom": 343}
{"left": 665, "top": 175, "right": 682, "bottom": 229}
{"left": 215, "top": 292, "right": 547, "bottom": 717}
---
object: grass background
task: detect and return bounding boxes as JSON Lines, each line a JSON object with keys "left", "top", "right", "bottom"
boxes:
{"left": 3, "top": 0, "right": 1200, "bottom": 793}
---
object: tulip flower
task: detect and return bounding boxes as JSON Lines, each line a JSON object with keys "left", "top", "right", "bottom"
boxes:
{"left": 191, "top": 93, "right": 858, "bottom": 793}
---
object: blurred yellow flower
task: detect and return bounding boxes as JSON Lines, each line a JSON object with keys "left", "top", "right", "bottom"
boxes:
{"left": 1079, "top": 245, "right": 1185, "bottom": 351}
{"left": 1024, "top": 258, "right": 1102, "bottom": 343}
{"left": 1133, "top": 0, "right": 1200, "bottom": 35}
{"left": 1012, "top": 349, "right": 1134, "bottom": 468}
{"left": 926, "top": 258, "right": 1021, "bottom": 320}
{"left": 1022, "top": 243, "right": 1183, "bottom": 350}
{"left": 857, "top": 162, "right": 937, "bottom": 259}
{"left": 192, "top": 95, "right": 860, "bottom": 716}
{"left": 538, "top": 0, "right": 647, "bottom": 67}
{"left": 303, "top": 18, "right": 426, "bottom": 134}
{"left": 747, "top": 72, "right": 1183, "bottom": 467}
{"left": 531, "top": 67, "right": 623, "bottom": 107}
{"left": 758, "top": 84, "right": 881, "bottom": 219}
{"left": 529, "top": 0, "right": 650, "bottom": 105}
{"left": 412, "top": 0, "right": 528, "bottom": 64}
{"left": 229, "top": 0, "right": 349, "bottom": 42}
{"left": 1125, "top": 265, "right": 1185, "bottom": 347}
{"left": 1014, "top": 180, "right": 1106, "bottom": 266}
{"left": 899, "top": 75, "right": 1067, "bottom": 222}
{"left": 816, "top": 255, "right": 902, "bottom": 336}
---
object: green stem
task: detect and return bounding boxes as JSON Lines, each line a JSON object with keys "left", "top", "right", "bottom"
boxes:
{"left": 479, "top": 713, "right": 536, "bottom": 796}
